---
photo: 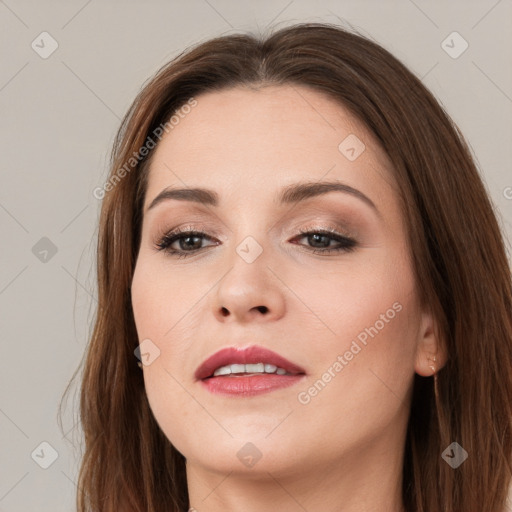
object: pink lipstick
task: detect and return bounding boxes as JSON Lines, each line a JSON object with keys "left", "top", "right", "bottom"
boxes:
{"left": 195, "top": 345, "right": 306, "bottom": 397}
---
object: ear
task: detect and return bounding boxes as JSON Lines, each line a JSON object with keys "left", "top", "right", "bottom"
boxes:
{"left": 414, "top": 307, "right": 448, "bottom": 377}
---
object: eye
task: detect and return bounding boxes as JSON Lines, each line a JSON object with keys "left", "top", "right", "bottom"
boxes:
{"left": 154, "top": 225, "right": 357, "bottom": 258}
{"left": 292, "top": 227, "right": 357, "bottom": 255}
{"left": 155, "top": 226, "right": 218, "bottom": 259}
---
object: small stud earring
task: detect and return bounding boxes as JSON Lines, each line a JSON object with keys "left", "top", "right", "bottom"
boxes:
{"left": 428, "top": 355, "right": 437, "bottom": 375}
{"left": 137, "top": 361, "right": 143, "bottom": 369}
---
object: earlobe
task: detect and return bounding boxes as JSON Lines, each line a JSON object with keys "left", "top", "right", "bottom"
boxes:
{"left": 414, "top": 309, "right": 447, "bottom": 377}
{"left": 415, "top": 352, "right": 440, "bottom": 377}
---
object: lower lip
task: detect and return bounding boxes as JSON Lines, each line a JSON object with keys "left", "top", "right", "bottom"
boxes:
{"left": 200, "top": 373, "right": 306, "bottom": 397}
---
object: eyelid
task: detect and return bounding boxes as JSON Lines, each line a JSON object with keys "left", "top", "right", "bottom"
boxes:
{"left": 153, "top": 221, "right": 220, "bottom": 239}
{"left": 154, "top": 219, "right": 356, "bottom": 243}
{"left": 293, "top": 220, "right": 357, "bottom": 239}
{"left": 153, "top": 219, "right": 359, "bottom": 257}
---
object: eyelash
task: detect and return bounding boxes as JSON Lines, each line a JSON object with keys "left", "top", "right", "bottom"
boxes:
{"left": 154, "top": 224, "right": 357, "bottom": 259}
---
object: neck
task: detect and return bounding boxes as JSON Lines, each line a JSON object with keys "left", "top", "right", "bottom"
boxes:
{"left": 185, "top": 430, "right": 407, "bottom": 512}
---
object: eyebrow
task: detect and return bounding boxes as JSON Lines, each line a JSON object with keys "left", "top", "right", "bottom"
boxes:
{"left": 146, "top": 180, "right": 380, "bottom": 217}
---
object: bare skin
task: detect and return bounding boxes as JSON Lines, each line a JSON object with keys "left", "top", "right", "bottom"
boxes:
{"left": 131, "top": 84, "right": 446, "bottom": 512}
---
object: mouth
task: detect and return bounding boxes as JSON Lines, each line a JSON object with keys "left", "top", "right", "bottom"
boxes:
{"left": 207, "top": 362, "right": 297, "bottom": 378}
{"left": 195, "top": 345, "right": 307, "bottom": 397}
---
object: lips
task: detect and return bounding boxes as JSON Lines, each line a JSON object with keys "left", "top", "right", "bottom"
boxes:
{"left": 194, "top": 345, "right": 306, "bottom": 381}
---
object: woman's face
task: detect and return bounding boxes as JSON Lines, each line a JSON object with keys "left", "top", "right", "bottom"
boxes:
{"left": 131, "top": 85, "right": 438, "bottom": 483}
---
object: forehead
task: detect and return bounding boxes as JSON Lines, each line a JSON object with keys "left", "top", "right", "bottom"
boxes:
{"left": 143, "top": 84, "right": 395, "bottom": 210}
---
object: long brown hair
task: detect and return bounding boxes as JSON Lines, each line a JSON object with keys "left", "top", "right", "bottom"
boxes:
{"left": 60, "top": 21, "right": 512, "bottom": 511}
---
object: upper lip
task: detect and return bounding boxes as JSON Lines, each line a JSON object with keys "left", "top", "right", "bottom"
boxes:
{"left": 195, "top": 345, "right": 306, "bottom": 380}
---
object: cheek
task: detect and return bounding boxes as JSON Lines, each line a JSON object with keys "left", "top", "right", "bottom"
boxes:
{"left": 289, "top": 254, "right": 419, "bottom": 433}
{"left": 132, "top": 262, "right": 204, "bottom": 455}
{"left": 131, "top": 261, "right": 157, "bottom": 336}
{"left": 320, "top": 257, "right": 418, "bottom": 393}
{"left": 290, "top": 252, "right": 417, "bottom": 363}
{"left": 143, "top": 368, "right": 194, "bottom": 451}
{"left": 131, "top": 258, "right": 208, "bottom": 339}
{"left": 289, "top": 269, "right": 418, "bottom": 447}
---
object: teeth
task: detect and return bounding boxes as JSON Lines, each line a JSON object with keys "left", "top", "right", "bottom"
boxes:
{"left": 212, "top": 362, "right": 292, "bottom": 377}
{"left": 212, "top": 366, "right": 231, "bottom": 376}
{"left": 230, "top": 364, "right": 245, "bottom": 374}
{"left": 245, "top": 363, "right": 264, "bottom": 373}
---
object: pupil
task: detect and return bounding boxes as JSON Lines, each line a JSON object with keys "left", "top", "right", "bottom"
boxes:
{"left": 309, "top": 234, "right": 329, "bottom": 248}
{"left": 181, "top": 236, "right": 201, "bottom": 250}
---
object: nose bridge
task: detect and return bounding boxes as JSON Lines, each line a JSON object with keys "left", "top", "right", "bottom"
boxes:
{"left": 226, "top": 203, "right": 272, "bottom": 257}
{"left": 228, "top": 230, "right": 272, "bottom": 289}
{"left": 212, "top": 218, "right": 285, "bottom": 322}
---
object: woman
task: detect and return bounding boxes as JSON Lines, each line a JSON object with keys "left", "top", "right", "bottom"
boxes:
{"left": 66, "top": 22, "right": 512, "bottom": 511}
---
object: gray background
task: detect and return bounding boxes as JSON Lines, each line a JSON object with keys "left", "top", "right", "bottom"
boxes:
{"left": 1, "top": 1, "right": 511, "bottom": 511}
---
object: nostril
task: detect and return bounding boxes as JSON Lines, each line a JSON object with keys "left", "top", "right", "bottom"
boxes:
{"left": 256, "top": 306, "right": 268, "bottom": 313}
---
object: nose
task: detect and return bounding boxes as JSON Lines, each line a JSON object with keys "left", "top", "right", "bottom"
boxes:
{"left": 220, "top": 304, "right": 269, "bottom": 318}
{"left": 212, "top": 249, "right": 286, "bottom": 324}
